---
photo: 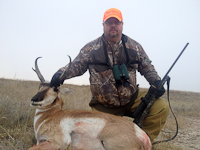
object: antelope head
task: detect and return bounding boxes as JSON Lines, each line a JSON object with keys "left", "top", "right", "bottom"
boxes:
{"left": 31, "top": 57, "right": 73, "bottom": 109}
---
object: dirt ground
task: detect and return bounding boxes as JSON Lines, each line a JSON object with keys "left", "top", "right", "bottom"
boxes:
{"left": 156, "top": 116, "right": 200, "bottom": 150}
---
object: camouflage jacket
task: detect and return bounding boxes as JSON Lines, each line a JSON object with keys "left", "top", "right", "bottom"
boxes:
{"left": 58, "top": 34, "right": 161, "bottom": 107}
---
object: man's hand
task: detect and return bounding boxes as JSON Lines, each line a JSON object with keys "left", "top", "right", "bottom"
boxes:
{"left": 153, "top": 80, "right": 165, "bottom": 99}
{"left": 50, "top": 72, "right": 64, "bottom": 88}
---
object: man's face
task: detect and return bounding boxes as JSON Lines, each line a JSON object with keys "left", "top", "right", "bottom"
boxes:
{"left": 103, "top": 17, "right": 123, "bottom": 42}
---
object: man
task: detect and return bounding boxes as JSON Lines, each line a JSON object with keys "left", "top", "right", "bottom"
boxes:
{"left": 50, "top": 8, "right": 169, "bottom": 142}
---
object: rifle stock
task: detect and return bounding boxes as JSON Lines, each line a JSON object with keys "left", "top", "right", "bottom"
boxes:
{"left": 133, "top": 43, "right": 189, "bottom": 127}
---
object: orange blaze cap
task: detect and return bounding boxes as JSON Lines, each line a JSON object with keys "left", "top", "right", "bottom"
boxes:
{"left": 103, "top": 8, "right": 123, "bottom": 22}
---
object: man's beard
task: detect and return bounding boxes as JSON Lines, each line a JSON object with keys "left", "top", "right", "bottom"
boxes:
{"left": 108, "top": 28, "right": 118, "bottom": 38}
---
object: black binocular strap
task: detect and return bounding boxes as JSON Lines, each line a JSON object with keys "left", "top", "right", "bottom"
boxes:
{"left": 102, "top": 37, "right": 110, "bottom": 67}
{"left": 121, "top": 34, "right": 130, "bottom": 65}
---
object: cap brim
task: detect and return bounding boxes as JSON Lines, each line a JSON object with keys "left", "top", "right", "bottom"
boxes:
{"left": 103, "top": 15, "right": 122, "bottom": 22}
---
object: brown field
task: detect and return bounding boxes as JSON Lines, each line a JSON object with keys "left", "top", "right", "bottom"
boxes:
{"left": 0, "top": 78, "right": 199, "bottom": 150}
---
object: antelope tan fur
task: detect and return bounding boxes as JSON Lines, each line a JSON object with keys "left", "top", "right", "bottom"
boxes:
{"left": 28, "top": 57, "right": 152, "bottom": 150}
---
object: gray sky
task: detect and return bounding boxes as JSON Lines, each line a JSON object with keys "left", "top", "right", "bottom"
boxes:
{"left": 0, "top": 0, "right": 200, "bottom": 92}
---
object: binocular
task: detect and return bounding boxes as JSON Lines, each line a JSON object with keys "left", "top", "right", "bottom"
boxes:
{"left": 112, "top": 64, "right": 129, "bottom": 81}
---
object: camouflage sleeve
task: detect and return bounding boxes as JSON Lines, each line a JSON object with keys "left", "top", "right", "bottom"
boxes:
{"left": 137, "top": 44, "right": 161, "bottom": 84}
{"left": 56, "top": 44, "right": 91, "bottom": 80}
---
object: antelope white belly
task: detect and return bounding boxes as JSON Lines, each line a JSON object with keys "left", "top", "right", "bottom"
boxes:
{"left": 60, "top": 118, "right": 106, "bottom": 145}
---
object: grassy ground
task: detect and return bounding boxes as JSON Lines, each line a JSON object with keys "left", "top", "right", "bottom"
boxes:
{"left": 0, "top": 78, "right": 199, "bottom": 150}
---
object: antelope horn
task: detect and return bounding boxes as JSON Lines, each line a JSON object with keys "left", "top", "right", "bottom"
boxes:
{"left": 60, "top": 55, "right": 71, "bottom": 81}
{"left": 32, "top": 57, "right": 45, "bottom": 83}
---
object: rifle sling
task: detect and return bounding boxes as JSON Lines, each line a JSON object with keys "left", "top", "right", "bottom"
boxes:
{"left": 152, "top": 77, "right": 179, "bottom": 145}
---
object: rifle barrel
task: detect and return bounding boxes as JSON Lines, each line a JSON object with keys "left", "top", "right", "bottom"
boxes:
{"left": 159, "top": 43, "right": 189, "bottom": 88}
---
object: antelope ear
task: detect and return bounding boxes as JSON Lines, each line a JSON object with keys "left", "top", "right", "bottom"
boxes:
{"left": 60, "top": 87, "right": 74, "bottom": 95}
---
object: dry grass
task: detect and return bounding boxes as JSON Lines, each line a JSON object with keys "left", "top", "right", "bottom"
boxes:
{"left": 0, "top": 78, "right": 199, "bottom": 150}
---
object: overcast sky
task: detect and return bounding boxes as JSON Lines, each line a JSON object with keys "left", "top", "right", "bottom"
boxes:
{"left": 0, "top": 0, "right": 199, "bottom": 92}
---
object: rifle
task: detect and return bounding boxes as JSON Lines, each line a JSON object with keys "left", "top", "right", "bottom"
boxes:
{"left": 132, "top": 43, "right": 189, "bottom": 128}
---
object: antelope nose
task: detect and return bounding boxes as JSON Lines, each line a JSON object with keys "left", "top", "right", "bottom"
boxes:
{"left": 31, "top": 97, "right": 37, "bottom": 101}
{"left": 31, "top": 96, "right": 42, "bottom": 102}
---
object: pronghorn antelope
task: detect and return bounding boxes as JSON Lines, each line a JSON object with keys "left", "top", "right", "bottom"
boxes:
{"left": 28, "top": 57, "right": 152, "bottom": 150}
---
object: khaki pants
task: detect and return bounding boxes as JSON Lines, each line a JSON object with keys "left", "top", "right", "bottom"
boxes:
{"left": 89, "top": 90, "right": 169, "bottom": 142}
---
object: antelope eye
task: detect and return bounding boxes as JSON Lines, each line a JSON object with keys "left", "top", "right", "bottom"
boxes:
{"left": 54, "top": 87, "right": 58, "bottom": 92}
